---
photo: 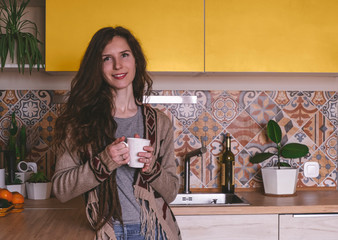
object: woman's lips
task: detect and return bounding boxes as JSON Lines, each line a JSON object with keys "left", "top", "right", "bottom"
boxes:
{"left": 113, "top": 73, "right": 127, "bottom": 80}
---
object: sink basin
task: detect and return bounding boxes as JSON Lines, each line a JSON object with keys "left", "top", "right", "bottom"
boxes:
{"left": 170, "top": 193, "right": 250, "bottom": 206}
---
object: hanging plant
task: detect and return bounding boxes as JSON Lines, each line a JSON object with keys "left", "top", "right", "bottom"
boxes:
{"left": 0, "top": 0, "right": 44, "bottom": 74}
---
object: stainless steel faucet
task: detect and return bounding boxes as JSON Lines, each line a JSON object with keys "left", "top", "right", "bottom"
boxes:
{"left": 183, "top": 141, "right": 207, "bottom": 194}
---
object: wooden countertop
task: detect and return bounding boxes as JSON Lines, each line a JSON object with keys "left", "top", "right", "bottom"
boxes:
{"left": 171, "top": 190, "right": 338, "bottom": 215}
{"left": 0, "top": 191, "right": 337, "bottom": 239}
{"left": 0, "top": 197, "right": 95, "bottom": 240}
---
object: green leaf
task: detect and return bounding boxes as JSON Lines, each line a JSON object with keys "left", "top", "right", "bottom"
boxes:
{"left": 25, "top": 35, "right": 32, "bottom": 70}
{"left": 8, "top": 34, "right": 14, "bottom": 61}
{"left": 17, "top": 32, "right": 24, "bottom": 73}
{"left": 267, "top": 120, "right": 282, "bottom": 144}
{"left": 250, "top": 152, "right": 275, "bottom": 163}
{"left": 27, "top": 171, "right": 49, "bottom": 183}
{"left": 281, "top": 143, "right": 309, "bottom": 159}
{"left": 0, "top": 35, "right": 8, "bottom": 70}
{"left": 278, "top": 162, "right": 291, "bottom": 167}
{"left": 9, "top": 112, "right": 18, "bottom": 135}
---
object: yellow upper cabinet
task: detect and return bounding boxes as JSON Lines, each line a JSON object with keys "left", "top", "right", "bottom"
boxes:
{"left": 205, "top": 0, "right": 338, "bottom": 73}
{"left": 46, "top": 0, "right": 338, "bottom": 73}
{"left": 46, "top": 0, "right": 204, "bottom": 72}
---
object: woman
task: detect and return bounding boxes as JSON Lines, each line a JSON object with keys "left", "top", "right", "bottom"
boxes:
{"left": 52, "top": 27, "right": 181, "bottom": 240}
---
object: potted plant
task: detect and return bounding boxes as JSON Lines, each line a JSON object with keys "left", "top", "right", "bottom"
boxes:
{"left": 26, "top": 171, "right": 52, "bottom": 200}
{"left": 5, "top": 173, "right": 25, "bottom": 197}
{"left": 250, "top": 120, "right": 309, "bottom": 195}
{"left": 0, "top": 0, "right": 44, "bottom": 74}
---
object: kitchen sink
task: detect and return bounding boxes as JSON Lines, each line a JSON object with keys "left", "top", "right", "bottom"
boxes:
{"left": 170, "top": 193, "right": 250, "bottom": 206}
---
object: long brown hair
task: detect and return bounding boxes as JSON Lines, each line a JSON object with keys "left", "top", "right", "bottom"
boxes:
{"left": 54, "top": 26, "right": 153, "bottom": 231}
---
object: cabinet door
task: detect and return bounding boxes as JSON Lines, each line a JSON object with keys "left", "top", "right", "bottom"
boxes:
{"left": 280, "top": 214, "right": 338, "bottom": 240}
{"left": 46, "top": 0, "right": 204, "bottom": 72}
{"left": 205, "top": 0, "right": 338, "bottom": 73}
{"left": 176, "top": 214, "right": 278, "bottom": 240}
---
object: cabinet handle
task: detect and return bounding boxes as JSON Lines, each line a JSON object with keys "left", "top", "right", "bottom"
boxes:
{"left": 293, "top": 213, "right": 338, "bottom": 218}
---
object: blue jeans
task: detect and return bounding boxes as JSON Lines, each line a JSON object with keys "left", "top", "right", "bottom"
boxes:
{"left": 113, "top": 223, "right": 167, "bottom": 240}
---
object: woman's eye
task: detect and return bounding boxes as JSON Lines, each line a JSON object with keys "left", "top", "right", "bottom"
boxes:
{"left": 103, "top": 56, "right": 111, "bottom": 62}
{"left": 121, "top": 53, "right": 129, "bottom": 58}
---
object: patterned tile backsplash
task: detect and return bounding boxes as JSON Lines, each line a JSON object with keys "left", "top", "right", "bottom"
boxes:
{"left": 0, "top": 90, "right": 337, "bottom": 192}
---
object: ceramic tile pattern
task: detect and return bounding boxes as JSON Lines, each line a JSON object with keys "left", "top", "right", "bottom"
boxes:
{"left": 0, "top": 90, "right": 336, "bottom": 191}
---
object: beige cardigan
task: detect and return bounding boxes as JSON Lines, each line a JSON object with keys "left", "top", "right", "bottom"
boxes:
{"left": 52, "top": 105, "right": 181, "bottom": 240}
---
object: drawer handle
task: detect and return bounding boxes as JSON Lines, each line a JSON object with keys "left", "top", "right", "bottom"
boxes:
{"left": 293, "top": 214, "right": 338, "bottom": 218}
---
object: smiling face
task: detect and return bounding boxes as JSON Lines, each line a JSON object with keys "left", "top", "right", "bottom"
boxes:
{"left": 102, "top": 36, "right": 136, "bottom": 90}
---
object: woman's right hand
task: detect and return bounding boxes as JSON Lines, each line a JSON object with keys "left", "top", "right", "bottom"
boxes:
{"left": 106, "top": 136, "right": 130, "bottom": 165}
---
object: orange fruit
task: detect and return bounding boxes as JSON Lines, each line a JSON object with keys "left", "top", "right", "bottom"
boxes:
{"left": 11, "top": 192, "right": 24, "bottom": 204}
{"left": 0, "top": 189, "right": 13, "bottom": 202}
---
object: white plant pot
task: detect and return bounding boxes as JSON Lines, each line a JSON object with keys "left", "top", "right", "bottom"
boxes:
{"left": 26, "top": 182, "right": 52, "bottom": 200}
{"left": 0, "top": 169, "right": 5, "bottom": 188}
{"left": 5, "top": 45, "right": 18, "bottom": 67}
{"left": 261, "top": 167, "right": 298, "bottom": 195}
{"left": 16, "top": 171, "right": 33, "bottom": 183}
{"left": 6, "top": 184, "right": 26, "bottom": 197}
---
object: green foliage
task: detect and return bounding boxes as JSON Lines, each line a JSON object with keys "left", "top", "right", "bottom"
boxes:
{"left": 250, "top": 152, "right": 274, "bottom": 164}
{"left": 266, "top": 120, "right": 282, "bottom": 144}
{"left": 5, "top": 173, "right": 23, "bottom": 185}
{"left": 7, "top": 112, "right": 27, "bottom": 163}
{"left": 8, "top": 112, "right": 17, "bottom": 152}
{"left": 0, "top": 0, "right": 44, "bottom": 74}
{"left": 281, "top": 143, "right": 309, "bottom": 158}
{"left": 27, "top": 171, "right": 49, "bottom": 183}
{"left": 250, "top": 120, "right": 309, "bottom": 169}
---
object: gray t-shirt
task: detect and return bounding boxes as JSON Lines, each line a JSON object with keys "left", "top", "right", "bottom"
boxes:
{"left": 113, "top": 106, "right": 144, "bottom": 224}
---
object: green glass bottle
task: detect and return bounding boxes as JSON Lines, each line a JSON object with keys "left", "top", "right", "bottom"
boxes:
{"left": 221, "top": 133, "right": 235, "bottom": 193}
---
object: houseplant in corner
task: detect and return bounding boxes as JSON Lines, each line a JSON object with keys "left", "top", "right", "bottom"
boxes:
{"left": 0, "top": 0, "right": 43, "bottom": 74}
{"left": 250, "top": 120, "right": 309, "bottom": 196}
{"left": 5, "top": 173, "right": 26, "bottom": 197}
{"left": 26, "top": 171, "right": 52, "bottom": 200}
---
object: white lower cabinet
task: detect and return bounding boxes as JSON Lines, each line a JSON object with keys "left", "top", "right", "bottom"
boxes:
{"left": 279, "top": 214, "right": 338, "bottom": 240}
{"left": 176, "top": 213, "right": 338, "bottom": 239}
{"left": 176, "top": 214, "right": 278, "bottom": 240}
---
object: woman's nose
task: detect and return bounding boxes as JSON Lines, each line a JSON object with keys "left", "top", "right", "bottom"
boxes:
{"left": 113, "top": 59, "right": 122, "bottom": 70}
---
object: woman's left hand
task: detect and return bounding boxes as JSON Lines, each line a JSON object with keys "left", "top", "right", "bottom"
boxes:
{"left": 134, "top": 134, "right": 154, "bottom": 173}
{"left": 138, "top": 145, "right": 154, "bottom": 172}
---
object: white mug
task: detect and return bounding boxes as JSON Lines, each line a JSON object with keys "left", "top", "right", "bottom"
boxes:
{"left": 17, "top": 161, "right": 29, "bottom": 172}
{"left": 17, "top": 161, "right": 38, "bottom": 173}
{"left": 126, "top": 138, "right": 150, "bottom": 168}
